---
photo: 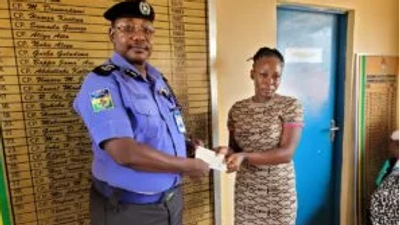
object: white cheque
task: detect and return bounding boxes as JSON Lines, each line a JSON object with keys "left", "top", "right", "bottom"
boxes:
{"left": 195, "top": 146, "right": 227, "bottom": 171}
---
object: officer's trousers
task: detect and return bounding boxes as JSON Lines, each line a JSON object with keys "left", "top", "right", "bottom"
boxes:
{"left": 90, "top": 185, "right": 183, "bottom": 225}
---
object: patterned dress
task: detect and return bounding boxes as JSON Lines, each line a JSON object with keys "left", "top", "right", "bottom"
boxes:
{"left": 228, "top": 94, "right": 304, "bottom": 225}
{"left": 370, "top": 170, "right": 399, "bottom": 225}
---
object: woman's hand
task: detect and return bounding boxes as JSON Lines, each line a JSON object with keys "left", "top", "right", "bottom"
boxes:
{"left": 226, "top": 153, "right": 247, "bottom": 173}
{"left": 214, "top": 146, "right": 234, "bottom": 159}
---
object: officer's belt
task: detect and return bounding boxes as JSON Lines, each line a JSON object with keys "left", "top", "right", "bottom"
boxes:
{"left": 92, "top": 177, "right": 179, "bottom": 205}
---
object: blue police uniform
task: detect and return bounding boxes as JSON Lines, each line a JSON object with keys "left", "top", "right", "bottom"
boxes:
{"left": 76, "top": 1, "right": 190, "bottom": 224}
{"left": 74, "top": 52, "right": 187, "bottom": 196}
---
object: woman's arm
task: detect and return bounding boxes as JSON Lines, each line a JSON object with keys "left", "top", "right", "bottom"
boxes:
{"left": 226, "top": 126, "right": 302, "bottom": 172}
{"left": 214, "top": 106, "right": 240, "bottom": 157}
{"left": 244, "top": 126, "right": 302, "bottom": 165}
{"left": 229, "top": 131, "right": 242, "bottom": 153}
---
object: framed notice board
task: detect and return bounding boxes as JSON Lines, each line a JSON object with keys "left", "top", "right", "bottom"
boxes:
{"left": 354, "top": 54, "right": 399, "bottom": 225}
{"left": 0, "top": 0, "right": 214, "bottom": 225}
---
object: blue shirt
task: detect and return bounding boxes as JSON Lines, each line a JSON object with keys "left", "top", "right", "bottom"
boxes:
{"left": 73, "top": 52, "right": 186, "bottom": 193}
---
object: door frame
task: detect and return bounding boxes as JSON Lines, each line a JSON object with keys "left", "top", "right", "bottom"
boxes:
{"left": 276, "top": 5, "right": 348, "bottom": 225}
{"left": 207, "top": 0, "right": 222, "bottom": 224}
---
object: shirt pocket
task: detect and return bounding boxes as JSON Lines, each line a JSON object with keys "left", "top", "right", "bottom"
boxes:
{"left": 158, "top": 92, "right": 177, "bottom": 112}
{"left": 131, "top": 99, "right": 160, "bottom": 139}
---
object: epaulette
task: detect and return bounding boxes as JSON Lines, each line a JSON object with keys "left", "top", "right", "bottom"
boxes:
{"left": 92, "top": 64, "right": 119, "bottom": 76}
{"left": 124, "top": 69, "right": 140, "bottom": 79}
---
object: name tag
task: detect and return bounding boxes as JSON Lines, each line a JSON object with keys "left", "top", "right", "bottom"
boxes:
{"left": 173, "top": 110, "right": 186, "bottom": 134}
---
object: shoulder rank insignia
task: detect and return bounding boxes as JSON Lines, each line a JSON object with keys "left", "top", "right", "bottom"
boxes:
{"left": 125, "top": 69, "right": 140, "bottom": 78}
{"left": 92, "top": 64, "right": 119, "bottom": 76}
{"left": 161, "top": 74, "right": 169, "bottom": 82}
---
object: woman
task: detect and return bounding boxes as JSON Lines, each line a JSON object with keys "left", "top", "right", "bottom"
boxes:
{"left": 217, "top": 47, "right": 304, "bottom": 225}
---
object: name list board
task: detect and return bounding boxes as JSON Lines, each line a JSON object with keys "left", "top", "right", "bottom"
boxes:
{"left": 356, "top": 55, "right": 398, "bottom": 225}
{"left": 0, "top": 0, "right": 213, "bottom": 225}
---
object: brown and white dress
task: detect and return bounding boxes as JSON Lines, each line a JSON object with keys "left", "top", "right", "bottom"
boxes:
{"left": 228, "top": 94, "right": 304, "bottom": 225}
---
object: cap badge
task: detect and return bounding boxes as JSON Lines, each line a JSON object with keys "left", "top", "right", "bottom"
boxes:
{"left": 139, "top": 2, "right": 151, "bottom": 16}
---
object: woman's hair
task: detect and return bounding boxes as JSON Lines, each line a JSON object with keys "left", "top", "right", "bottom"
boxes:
{"left": 249, "top": 47, "right": 285, "bottom": 67}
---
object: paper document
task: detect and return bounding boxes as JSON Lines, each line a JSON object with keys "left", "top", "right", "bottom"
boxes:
{"left": 195, "top": 147, "right": 227, "bottom": 171}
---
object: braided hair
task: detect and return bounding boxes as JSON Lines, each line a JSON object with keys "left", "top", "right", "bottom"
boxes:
{"left": 249, "top": 47, "right": 285, "bottom": 68}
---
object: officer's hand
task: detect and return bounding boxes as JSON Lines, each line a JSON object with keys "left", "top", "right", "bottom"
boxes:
{"left": 186, "top": 158, "right": 209, "bottom": 180}
{"left": 186, "top": 137, "right": 205, "bottom": 158}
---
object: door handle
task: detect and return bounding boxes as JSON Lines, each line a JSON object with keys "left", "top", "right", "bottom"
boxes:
{"left": 330, "top": 119, "right": 340, "bottom": 142}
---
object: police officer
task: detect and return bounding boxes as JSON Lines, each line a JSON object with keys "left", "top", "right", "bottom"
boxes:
{"left": 73, "top": 1, "right": 210, "bottom": 224}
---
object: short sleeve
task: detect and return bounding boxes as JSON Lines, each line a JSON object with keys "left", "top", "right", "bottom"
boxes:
{"left": 281, "top": 98, "right": 304, "bottom": 126}
{"left": 73, "top": 73, "right": 134, "bottom": 147}
{"left": 227, "top": 107, "right": 236, "bottom": 132}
